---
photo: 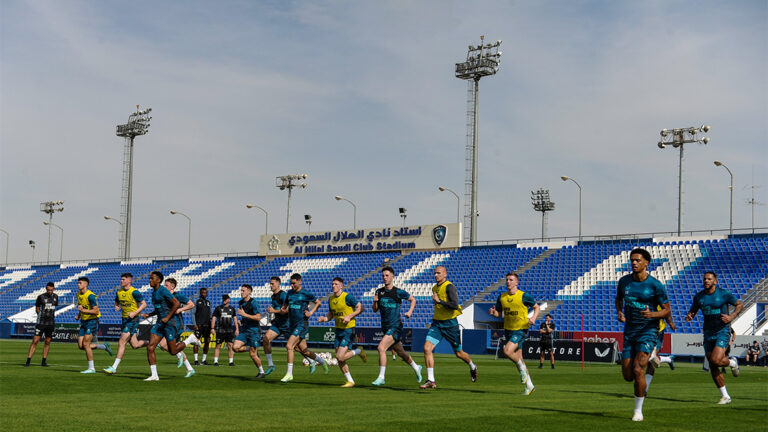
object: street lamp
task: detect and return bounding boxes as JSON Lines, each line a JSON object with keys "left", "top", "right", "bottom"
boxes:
{"left": 116, "top": 106, "right": 152, "bottom": 260}
{"left": 438, "top": 186, "right": 461, "bottom": 223}
{"left": 276, "top": 174, "right": 307, "bottom": 232}
{"left": 40, "top": 201, "right": 64, "bottom": 264}
{"left": 170, "top": 210, "right": 192, "bottom": 258}
{"left": 104, "top": 216, "right": 124, "bottom": 259}
{"left": 304, "top": 214, "right": 312, "bottom": 231}
{"left": 657, "top": 125, "right": 710, "bottom": 235}
{"left": 334, "top": 196, "right": 357, "bottom": 229}
{"left": 0, "top": 228, "right": 8, "bottom": 267}
{"left": 43, "top": 222, "right": 64, "bottom": 262}
{"left": 455, "top": 36, "right": 502, "bottom": 246}
{"left": 713, "top": 161, "right": 734, "bottom": 235}
{"left": 399, "top": 208, "right": 407, "bottom": 226}
{"left": 246, "top": 204, "right": 269, "bottom": 237}
{"left": 29, "top": 240, "right": 36, "bottom": 264}
{"left": 560, "top": 176, "right": 582, "bottom": 241}
{"left": 531, "top": 188, "right": 555, "bottom": 241}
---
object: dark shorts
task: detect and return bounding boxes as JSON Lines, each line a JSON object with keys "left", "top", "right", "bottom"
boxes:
{"left": 539, "top": 338, "right": 554, "bottom": 353}
{"left": 504, "top": 329, "right": 529, "bottom": 347}
{"left": 151, "top": 321, "right": 179, "bottom": 341}
{"left": 195, "top": 325, "right": 211, "bottom": 340}
{"left": 79, "top": 319, "right": 99, "bottom": 337}
{"left": 235, "top": 327, "right": 262, "bottom": 348}
{"left": 268, "top": 323, "right": 291, "bottom": 339}
{"left": 621, "top": 328, "right": 657, "bottom": 360}
{"left": 34, "top": 324, "right": 54, "bottom": 339}
{"left": 426, "top": 319, "right": 462, "bottom": 353}
{"left": 216, "top": 331, "right": 234, "bottom": 344}
{"left": 703, "top": 328, "right": 731, "bottom": 353}
{"left": 289, "top": 323, "right": 309, "bottom": 340}
{"left": 383, "top": 325, "right": 403, "bottom": 343}
{"left": 121, "top": 317, "right": 141, "bottom": 335}
{"left": 334, "top": 328, "right": 356, "bottom": 349}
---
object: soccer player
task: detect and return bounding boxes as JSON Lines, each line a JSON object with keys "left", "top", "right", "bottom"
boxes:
{"left": 232, "top": 284, "right": 266, "bottom": 378}
{"left": 489, "top": 272, "right": 540, "bottom": 395}
{"left": 144, "top": 271, "right": 200, "bottom": 381}
{"left": 615, "top": 248, "right": 670, "bottom": 421}
{"left": 75, "top": 276, "right": 113, "bottom": 373}
{"left": 103, "top": 273, "right": 147, "bottom": 374}
{"left": 538, "top": 313, "right": 555, "bottom": 369}
{"left": 26, "top": 282, "right": 58, "bottom": 367}
{"left": 371, "top": 266, "right": 422, "bottom": 386}
{"left": 211, "top": 294, "right": 238, "bottom": 366}
{"left": 279, "top": 273, "right": 328, "bottom": 383}
{"left": 192, "top": 287, "right": 212, "bottom": 365}
{"left": 161, "top": 277, "right": 195, "bottom": 374}
{"left": 420, "top": 266, "right": 477, "bottom": 389}
{"left": 317, "top": 277, "right": 366, "bottom": 387}
{"left": 262, "top": 276, "right": 290, "bottom": 375}
{"left": 685, "top": 271, "right": 744, "bottom": 404}
{"left": 645, "top": 307, "right": 676, "bottom": 395}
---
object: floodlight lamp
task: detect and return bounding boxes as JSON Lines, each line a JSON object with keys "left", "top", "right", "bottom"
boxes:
{"left": 335, "top": 196, "right": 343, "bottom": 201}
{"left": 29, "top": 240, "right": 35, "bottom": 245}
{"left": 660, "top": 129, "right": 668, "bottom": 137}
{"left": 561, "top": 176, "right": 569, "bottom": 181}
{"left": 300, "top": 183, "right": 307, "bottom": 188}
{"left": 170, "top": 210, "right": 177, "bottom": 215}
{"left": 701, "top": 137, "right": 710, "bottom": 144}
{"left": 399, "top": 208, "right": 406, "bottom": 214}
{"left": 304, "top": 214, "right": 312, "bottom": 221}
{"left": 701, "top": 125, "right": 710, "bottom": 132}
{"left": 714, "top": 161, "right": 723, "bottom": 166}
{"left": 438, "top": 186, "right": 446, "bottom": 191}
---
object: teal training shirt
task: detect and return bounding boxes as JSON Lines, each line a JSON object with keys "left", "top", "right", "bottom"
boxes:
{"left": 616, "top": 274, "right": 669, "bottom": 333}
{"left": 375, "top": 286, "right": 411, "bottom": 329}
{"left": 692, "top": 287, "right": 738, "bottom": 334}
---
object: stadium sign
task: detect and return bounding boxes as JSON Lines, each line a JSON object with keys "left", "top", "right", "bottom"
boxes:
{"left": 259, "top": 223, "right": 461, "bottom": 256}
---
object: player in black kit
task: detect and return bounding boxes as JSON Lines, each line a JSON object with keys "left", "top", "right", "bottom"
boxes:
{"left": 211, "top": 294, "right": 238, "bottom": 366}
{"left": 192, "top": 288, "right": 212, "bottom": 365}
{"left": 26, "top": 282, "right": 58, "bottom": 366}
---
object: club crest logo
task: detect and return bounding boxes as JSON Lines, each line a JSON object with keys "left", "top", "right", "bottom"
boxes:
{"left": 267, "top": 235, "right": 280, "bottom": 251}
{"left": 432, "top": 225, "right": 447, "bottom": 246}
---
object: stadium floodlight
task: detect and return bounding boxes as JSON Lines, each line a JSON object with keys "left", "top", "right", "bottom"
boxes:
{"left": 276, "top": 174, "right": 308, "bottom": 233}
{"left": 531, "top": 188, "right": 555, "bottom": 241}
{"left": 334, "top": 196, "right": 357, "bottom": 229}
{"left": 40, "top": 201, "right": 64, "bottom": 264}
{"left": 43, "top": 221, "right": 64, "bottom": 262}
{"left": 116, "top": 105, "right": 152, "bottom": 260}
{"left": 399, "top": 207, "right": 407, "bottom": 227}
{"left": 456, "top": 35, "right": 502, "bottom": 246}
{"left": 560, "top": 176, "right": 583, "bottom": 241}
{"left": 438, "top": 186, "right": 461, "bottom": 223}
{"left": 657, "top": 125, "right": 710, "bottom": 235}
{"left": 0, "top": 228, "right": 8, "bottom": 266}
{"left": 304, "top": 214, "right": 312, "bottom": 232}
{"left": 29, "top": 240, "right": 36, "bottom": 263}
{"left": 713, "top": 161, "right": 734, "bottom": 235}
{"left": 170, "top": 210, "right": 192, "bottom": 258}
{"left": 246, "top": 204, "right": 269, "bottom": 237}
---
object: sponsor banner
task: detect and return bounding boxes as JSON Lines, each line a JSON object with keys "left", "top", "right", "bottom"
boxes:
{"left": 14, "top": 323, "right": 124, "bottom": 342}
{"left": 672, "top": 333, "right": 768, "bottom": 357}
{"left": 487, "top": 329, "right": 616, "bottom": 362}
{"left": 259, "top": 223, "right": 461, "bottom": 256}
{"left": 307, "top": 327, "right": 413, "bottom": 347}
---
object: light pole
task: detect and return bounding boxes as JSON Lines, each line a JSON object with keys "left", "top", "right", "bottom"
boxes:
{"left": 560, "top": 176, "right": 582, "bottom": 241}
{"left": 29, "top": 240, "right": 36, "bottom": 264}
{"left": 657, "top": 125, "right": 710, "bottom": 235}
{"left": 455, "top": 36, "right": 502, "bottom": 246}
{"left": 0, "top": 228, "right": 8, "bottom": 266}
{"left": 713, "top": 161, "right": 734, "bottom": 235}
{"left": 531, "top": 188, "right": 555, "bottom": 241}
{"left": 40, "top": 201, "right": 64, "bottom": 264}
{"left": 116, "top": 106, "right": 152, "bottom": 260}
{"left": 170, "top": 210, "right": 192, "bottom": 258}
{"left": 399, "top": 208, "right": 407, "bottom": 226}
{"left": 438, "top": 186, "right": 461, "bottom": 223}
{"left": 304, "top": 214, "right": 312, "bottom": 231}
{"left": 334, "top": 196, "right": 357, "bottom": 229}
{"left": 276, "top": 174, "right": 307, "bottom": 233}
{"left": 246, "top": 204, "right": 269, "bottom": 237}
{"left": 43, "top": 222, "right": 64, "bottom": 262}
{"left": 104, "top": 216, "right": 124, "bottom": 259}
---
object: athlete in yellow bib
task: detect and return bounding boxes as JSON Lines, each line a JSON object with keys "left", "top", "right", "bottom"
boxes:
{"left": 75, "top": 277, "right": 112, "bottom": 373}
{"left": 420, "top": 266, "right": 477, "bottom": 389}
{"left": 489, "top": 272, "right": 539, "bottom": 395}
{"left": 104, "top": 273, "right": 148, "bottom": 374}
{"left": 318, "top": 277, "right": 366, "bottom": 387}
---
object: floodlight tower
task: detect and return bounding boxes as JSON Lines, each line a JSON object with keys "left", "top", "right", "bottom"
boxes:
{"left": 116, "top": 106, "right": 152, "bottom": 260}
{"left": 531, "top": 188, "right": 555, "bottom": 241}
{"left": 455, "top": 36, "right": 502, "bottom": 246}
{"left": 657, "top": 125, "right": 710, "bottom": 235}
{"left": 276, "top": 174, "right": 307, "bottom": 232}
{"left": 40, "top": 201, "right": 64, "bottom": 264}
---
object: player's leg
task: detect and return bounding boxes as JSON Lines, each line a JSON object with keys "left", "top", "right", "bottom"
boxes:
{"left": 41, "top": 335, "right": 52, "bottom": 365}
{"left": 104, "top": 332, "right": 131, "bottom": 374}
{"left": 144, "top": 333, "right": 163, "bottom": 380}
{"left": 337, "top": 346, "right": 355, "bottom": 386}
{"left": 706, "top": 349, "right": 732, "bottom": 403}
{"left": 81, "top": 333, "right": 96, "bottom": 372}
{"left": 232, "top": 339, "right": 248, "bottom": 353}
{"left": 539, "top": 346, "right": 545, "bottom": 368}
{"left": 26, "top": 334, "right": 41, "bottom": 365}
{"left": 213, "top": 341, "right": 223, "bottom": 365}
{"left": 445, "top": 322, "right": 477, "bottom": 381}
{"left": 249, "top": 345, "right": 265, "bottom": 377}
{"left": 227, "top": 341, "right": 235, "bottom": 365}
{"left": 262, "top": 328, "right": 278, "bottom": 374}
{"left": 620, "top": 335, "right": 635, "bottom": 382}
{"left": 644, "top": 362, "right": 656, "bottom": 395}
{"left": 377, "top": 334, "right": 395, "bottom": 367}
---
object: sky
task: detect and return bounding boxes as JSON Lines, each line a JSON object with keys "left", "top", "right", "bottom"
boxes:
{"left": 1, "top": 0, "right": 766, "bottom": 264}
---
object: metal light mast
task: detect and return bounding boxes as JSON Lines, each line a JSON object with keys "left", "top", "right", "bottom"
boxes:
{"left": 116, "top": 106, "right": 152, "bottom": 260}
{"left": 40, "top": 201, "right": 64, "bottom": 264}
{"left": 276, "top": 174, "right": 307, "bottom": 232}
{"left": 455, "top": 36, "right": 502, "bottom": 246}
{"left": 531, "top": 188, "right": 555, "bottom": 241}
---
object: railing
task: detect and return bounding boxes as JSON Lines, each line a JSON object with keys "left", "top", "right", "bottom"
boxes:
{"left": 749, "top": 308, "right": 767, "bottom": 335}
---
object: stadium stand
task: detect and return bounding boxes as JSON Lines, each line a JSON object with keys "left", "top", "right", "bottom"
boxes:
{"left": 1, "top": 235, "right": 766, "bottom": 333}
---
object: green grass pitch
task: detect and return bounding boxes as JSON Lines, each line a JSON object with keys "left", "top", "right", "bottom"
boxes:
{"left": 1, "top": 339, "right": 766, "bottom": 431}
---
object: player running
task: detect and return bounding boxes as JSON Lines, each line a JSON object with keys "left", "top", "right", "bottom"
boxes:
{"left": 317, "top": 277, "right": 366, "bottom": 387}
{"left": 644, "top": 306, "right": 676, "bottom": 396}
{"left": 420, "top": 266, "right": 477, "bottom": 389}
{"left": 192, "top": 288, "right": 212, "bottom": 365}
{"left": 279, "top": 273, "right": 328, "bottom": 383}
{"left": 489, "top": 272, "right": 540, "bottom": 395}
{"left": 685, "top": 271, "right": 744, "bottom": 404}
{"left": 615, "top": 248, "right": 670, "bottom": 421}
{"left": 103, "top": 273, "right": 147, "bottom": 374}
{"left": 232, "top": 284, "right": 266, "bottom": 378}
{"left": 161, "top": 278, "right": 196, "bottom": 375}
{"left": 262, "top": 277, "right": 290, "bottom": 375}
{"left": 371, "top": 266, "right": 422, "bottom": 386}
{"left": 75, "top": 277, "right": 113, "bottom": 373}
{"left": 25, "top": 282, "right": 58, "bottom": 367}
{"left": 211, "top": 294, "right": 238, "bottom": 366}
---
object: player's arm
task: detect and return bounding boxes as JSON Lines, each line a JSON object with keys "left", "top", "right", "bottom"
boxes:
{"left": 78, "top": 295, "right": 99, "bottom": 315}
{"left": 210, "top": 315, "right": 217, "bottom": 335}
{"left": 161, "top": 297, "right": 181, "bottom": 324}
{"left": 404, "top": 295, "right": 416, "bottom": 319}
{"left": 114, "top": 294, "right": 121, "bottom": 311}
{"left": 641, "top": 302, "right": 670, "bottom": 319}
{"left": 528, "top": 303, "right": 540, "bottom": 325}
{"left": 342, "top": 302, "right": 363, "bottom": 324}
{"left": 237, "top": 305, "right": 261, "bottom": 322}
{"left": 177, "top": 299, "right": 195, "bottom": 314}
{"left": 317, "top": 309, "right": 333, "bottom": 323}
{"left": 489, "top": 297, "right": 501, "bottom": 318}
{"left": 130, "top": 291, "right": 147, "bottom": 318}
{"left": 372, "top": 291, "right": 380, "bottom": 313}
{"left": 685, "top": 299, "right": 700, "bottom": 322}
{"left": 234, "top": 313, "right": 240, "bottom": 334}
{"left": 35, "top": 297, "right": 42, "bottom": 316}
{"left": 435, "top": 284, "right": 459, "bottom": 310}
{"left": 721, "top": 299, "right": 744, "bottom": 324}
{"left": 306, "top": 299, "right": 321, "bottom": 317}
